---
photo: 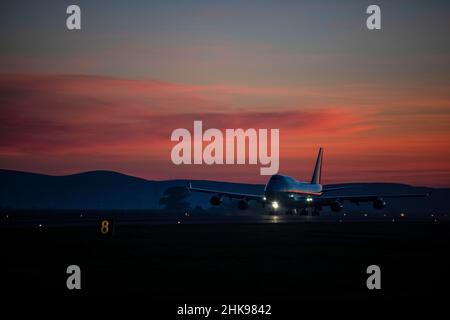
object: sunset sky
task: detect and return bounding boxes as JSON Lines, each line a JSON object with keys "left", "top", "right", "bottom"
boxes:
{"left": 1, "top": 0, "right": 449, "bottom": 186}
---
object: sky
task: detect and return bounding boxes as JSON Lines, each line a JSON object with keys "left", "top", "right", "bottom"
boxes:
{"left": 0, "top": 0, "right": 449, "bottom": 186}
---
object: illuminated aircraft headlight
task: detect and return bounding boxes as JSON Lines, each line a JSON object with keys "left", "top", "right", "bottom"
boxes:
{"left": 306, "top": 197, "right": 313, "bottom": 203}
{"left": 262, "top": 196, "right": 267, "bottom": 201}
{"left": 272, "top": 201, "right": 279, "bottom": 209}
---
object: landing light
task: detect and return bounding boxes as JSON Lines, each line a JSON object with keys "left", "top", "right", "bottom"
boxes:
{"left": 306, "top": 197, "right": 313, "bottom": 203}
{"left": 262, "top": 196, "right": 267, "bottom": 201}
{"left": 272, "top": 201, "right": 279, "bottom": 209}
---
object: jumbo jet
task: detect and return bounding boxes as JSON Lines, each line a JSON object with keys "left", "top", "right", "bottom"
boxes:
{"left": 188, "top": 148, "right": 429, "bottom": 215}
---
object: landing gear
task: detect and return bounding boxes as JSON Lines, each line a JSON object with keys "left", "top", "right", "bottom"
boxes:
{"left": 299, "top": 207, "right": 321, "bottom": 216}
{"left": 269, "top": 207, "right": 321, "bottom": 216}
{"left": 285, "top": 208, "right": 298, "bottom": 215}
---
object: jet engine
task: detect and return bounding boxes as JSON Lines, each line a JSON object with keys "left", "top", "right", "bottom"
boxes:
{"left": 330, "top": 201, "right": 343, "bottom": 212}
{"left": 210, "top": 195, "right": 223, "bottom": 206}
{"left": 237, "top": 200, "right": 249, "bottom": 210}
{"left": 373, "top": 198, "right": 386, "bottom": 210}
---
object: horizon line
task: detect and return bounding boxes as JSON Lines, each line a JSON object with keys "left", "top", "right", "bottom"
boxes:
{"left": 0, "top": 168, "right": 443, "bottom": 189}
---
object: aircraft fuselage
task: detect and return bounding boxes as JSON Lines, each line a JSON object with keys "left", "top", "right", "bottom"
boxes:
{"left": 264, "top": 174, "right": 322, "bottom": 210}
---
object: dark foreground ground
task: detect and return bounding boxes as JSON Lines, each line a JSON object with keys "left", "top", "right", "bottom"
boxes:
{"left": 2, "top": 217, "right": 450, "bottom": 315}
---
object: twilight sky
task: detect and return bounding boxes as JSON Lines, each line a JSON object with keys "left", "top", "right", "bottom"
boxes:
{"left": 1, "top": 0, "right": 449, "bottom": 186}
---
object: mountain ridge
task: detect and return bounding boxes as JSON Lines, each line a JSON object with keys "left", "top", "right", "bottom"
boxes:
{"left": 0, "top": 169, "right": 447, "bottom": 214}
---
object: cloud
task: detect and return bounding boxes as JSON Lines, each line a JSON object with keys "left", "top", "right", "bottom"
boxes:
{"left": 0, "top": 74, "right": 449, "bottom": 186}
{"left": 0, "top": 74, "right": 366, "bottom": 155}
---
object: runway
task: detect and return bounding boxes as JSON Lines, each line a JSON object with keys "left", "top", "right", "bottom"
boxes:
{"left": 3, "top": 218, "right": 450, "bottom": 303}
{"left": 1, "top": 210, "right": 447, "bottom": 230}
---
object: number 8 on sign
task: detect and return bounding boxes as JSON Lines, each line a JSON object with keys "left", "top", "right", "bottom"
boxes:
{"left": 101, "top": 220, "right": 109, "bottom": 234}
{"left": 99, "top": 219, "right": 113, "bottom": 236}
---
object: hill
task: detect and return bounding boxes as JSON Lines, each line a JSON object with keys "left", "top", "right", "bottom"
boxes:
{"left": 0, "top": 169, "right": 448, "bottom": 215}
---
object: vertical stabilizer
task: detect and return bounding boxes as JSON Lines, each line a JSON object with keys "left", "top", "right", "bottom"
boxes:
{"left": 310, "top": 148, "right": 323, "bottom": 184}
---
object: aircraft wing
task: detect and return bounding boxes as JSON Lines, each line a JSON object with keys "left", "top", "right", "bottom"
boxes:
{"left": 188, "top": 184, "right": 264, "bottom": 201}
{"left": 321, "top": 186, "right": 352, "bottom": 192}
{"left": 316, "top": 192, "right": 430, "bottom": 204}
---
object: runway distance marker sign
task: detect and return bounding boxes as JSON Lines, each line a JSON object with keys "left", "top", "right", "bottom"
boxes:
{"left": 98, "top": 219, "right": 114, "bottom": 236}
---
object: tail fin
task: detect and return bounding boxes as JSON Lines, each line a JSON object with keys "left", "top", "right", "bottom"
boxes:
{"left": 310, "top": 148, "right": 323, "bottom": 184}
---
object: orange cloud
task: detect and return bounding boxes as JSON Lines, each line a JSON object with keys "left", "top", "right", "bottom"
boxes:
{"left": 0, "top": 74, "right": 449, "bottom": 186}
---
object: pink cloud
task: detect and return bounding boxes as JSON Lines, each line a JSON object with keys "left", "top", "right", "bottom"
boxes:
{"left": 0, "top": 74, "right": 449, "bottom": 186}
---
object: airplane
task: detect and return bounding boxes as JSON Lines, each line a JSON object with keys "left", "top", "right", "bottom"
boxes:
{"left": 188, "top": 148, "right": 429, "bottom": 215}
